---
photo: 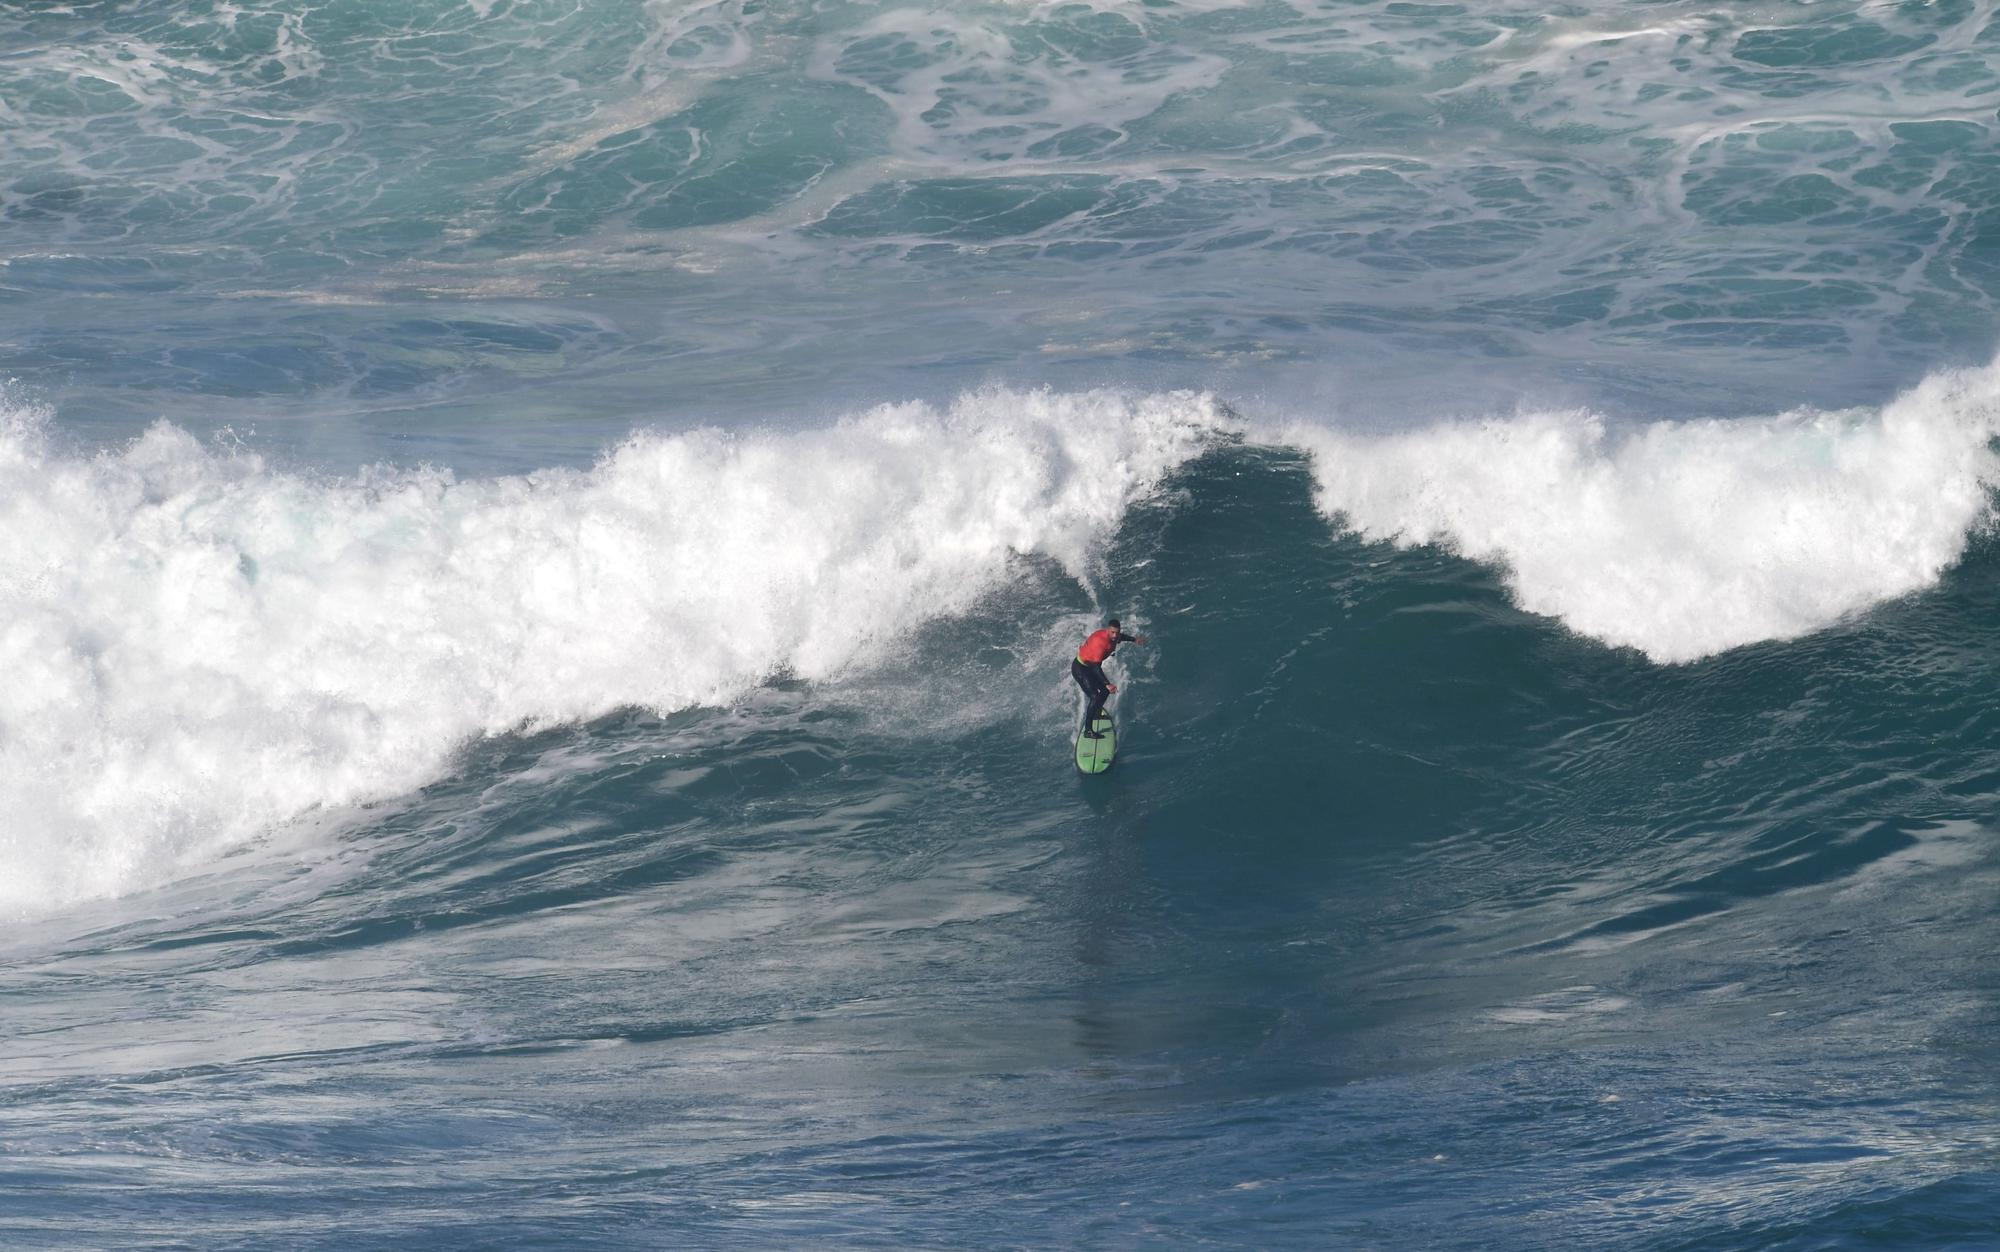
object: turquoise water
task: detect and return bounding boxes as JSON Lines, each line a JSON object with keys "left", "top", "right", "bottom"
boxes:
{"left": 7, "top": 2, "right": 2000, "bottom": 1247}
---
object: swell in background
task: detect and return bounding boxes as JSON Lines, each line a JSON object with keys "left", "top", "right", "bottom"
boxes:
{"left": 9, "top": 0, "right": 2000, "bottom": 445}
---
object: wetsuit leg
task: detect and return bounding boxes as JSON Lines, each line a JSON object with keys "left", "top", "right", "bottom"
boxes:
{"left": 1071, "top": 658, "right": 1110, "bottom": 729}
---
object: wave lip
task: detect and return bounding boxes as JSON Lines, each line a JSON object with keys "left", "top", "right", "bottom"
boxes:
{"left": 1289, "top": 362, "right": 2000, "bottom": 663}
{"left": 0, "top": 387, "right": 1229, "bottom": 910}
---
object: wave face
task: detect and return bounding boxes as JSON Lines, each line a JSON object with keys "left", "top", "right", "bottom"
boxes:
{"left": 14, "top": 362, "right": 2000, "bottom": 912}
{"left": 12, "top": 2, "right": 2000, "bottom": 1249}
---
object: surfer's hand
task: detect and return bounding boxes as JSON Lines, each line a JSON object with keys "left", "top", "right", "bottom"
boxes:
{"left": 1135, "top": 635, "right": 1147, "bottom": 645}
{"left": 1107, "top": 683, "right": 1118, "bottom": 693}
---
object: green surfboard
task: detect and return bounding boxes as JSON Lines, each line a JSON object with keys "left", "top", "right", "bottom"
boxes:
{"left": 1074, "top": 712, "right": 1117, "bottom": 774}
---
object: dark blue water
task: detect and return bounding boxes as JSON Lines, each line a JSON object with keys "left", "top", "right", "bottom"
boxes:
{"left": 9, "top": 1, "right": 2000, "bottom": 1247}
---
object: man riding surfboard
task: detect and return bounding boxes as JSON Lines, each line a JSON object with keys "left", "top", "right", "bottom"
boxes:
{"left": 1072, "top": 617, "right": 1145, "bottom": 738}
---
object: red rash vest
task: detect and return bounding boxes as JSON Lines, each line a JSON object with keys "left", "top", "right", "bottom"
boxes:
{"left": 1077, "top": 629, "right": 1124, "bottom": 664}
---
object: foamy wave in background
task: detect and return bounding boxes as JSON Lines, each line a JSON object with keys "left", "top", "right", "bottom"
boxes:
{"left": 0, "top": 387, "right": 1225, "bottom": 909}
{"left": 1291, "top": 362, "right": 2000, "bottom": 663}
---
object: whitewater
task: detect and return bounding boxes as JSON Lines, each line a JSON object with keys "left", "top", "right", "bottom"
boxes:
{"left": 10, "top": 367, "right": 2000, "bottom": 911}
{"left": 9, "top": 1, "right": 2000, "bottom": 1248}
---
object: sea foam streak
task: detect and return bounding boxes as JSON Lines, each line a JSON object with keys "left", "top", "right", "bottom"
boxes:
{"left": 0, "top": 388, "right": 1225, "bottom": 909}
{"left": 1291, "top": 363, "right": 2000, "bottom": 663}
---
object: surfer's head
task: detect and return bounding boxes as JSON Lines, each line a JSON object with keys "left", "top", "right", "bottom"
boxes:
{"left": 1107, "top": 618, "right": 1121, "bottom": 630}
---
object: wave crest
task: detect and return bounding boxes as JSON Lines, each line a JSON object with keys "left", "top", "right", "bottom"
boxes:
{"left": 1289, "top": 363, "right": 2000, "bottom": 663}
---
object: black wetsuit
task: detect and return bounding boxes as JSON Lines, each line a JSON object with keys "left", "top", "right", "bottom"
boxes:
{"left": 1071, "top": 629, "right": 1136, "bottom": 731}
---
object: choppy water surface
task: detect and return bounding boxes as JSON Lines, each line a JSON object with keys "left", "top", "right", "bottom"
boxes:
{"left": 7, "top": 2, "right": 2000, "bottom": 1248}
{"left": 11, "top": 0, "right": 2000, "bottom": 445}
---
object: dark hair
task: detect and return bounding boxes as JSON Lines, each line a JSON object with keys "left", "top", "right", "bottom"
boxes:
{"left": 1107, "top": 618, "right": 1121, "bottom": 628}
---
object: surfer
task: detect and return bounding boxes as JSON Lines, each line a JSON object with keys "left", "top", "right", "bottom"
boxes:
{"left": 1072, "top": 618, "right": 1145, "bottom": 738}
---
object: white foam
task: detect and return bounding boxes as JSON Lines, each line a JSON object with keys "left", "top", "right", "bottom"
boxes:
{"left": 0, "top": 388, "right": 1227, "bottom": 909}
{"left": 1287, "top": 361, "right": 2000, "bottom": 663}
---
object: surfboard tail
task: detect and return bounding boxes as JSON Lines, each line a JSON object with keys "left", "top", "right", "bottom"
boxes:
{"left": 1074, "top": 712, "right": 1117, "bottom": 774}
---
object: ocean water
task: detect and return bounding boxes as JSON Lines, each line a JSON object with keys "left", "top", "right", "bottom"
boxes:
{"left": 8, "top": 1, "right": 2000, "bottom": 1247}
